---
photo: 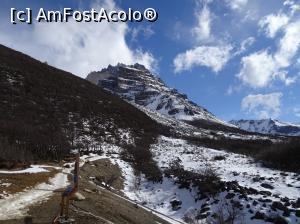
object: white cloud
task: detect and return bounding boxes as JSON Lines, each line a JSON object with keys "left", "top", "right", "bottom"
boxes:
{"left": 173, "top": 45, "right": 232, "bottom": 73}
{"left": 192, "top": 3, "right": 212, "bottom": 42}
{"left": 277, "top": 71, "right": 298, "bottom": 86}
{"left": 0, "top": 0, "right": 156, "bottom": 78}
{"left": 173, "top": 0, "right": 238, "bottom": 73}
{"left": 130, "top": 25, "right": 154, "bottom": 42}
{"left": 234, "top": 37, "right": 255, "bottom": 55}
{"left": 226, "top": 0, "right": 248, "bottom": 11}
{"left": 274, "top": 20, "right": 300, "bottom": 68}
{"left": 241, "top": 92, "right": 283, "bottom": 119}
{"left": 240, "top": 37, "right": 255, "bottom": 52}
{"left": 284, "top": 0, "right": 300, "bottom": 15}
{"left": 226, "top": 84, "right": 242, "bottom": 95}
{"left": 237, "top": 50, "right": 278, "bottom": 88}
{"left": 259, "top": 13, "right": 290, "bottom": 38}
{"left": 237, "top": 20, "right": 300, "bottom": 88}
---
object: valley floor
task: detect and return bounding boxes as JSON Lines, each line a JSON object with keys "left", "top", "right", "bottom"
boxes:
{"left": 0, "top": 138, "right": 299, "bottom": 224}
{"left": 0, "top": 156, "right": 174, "bottom": 224}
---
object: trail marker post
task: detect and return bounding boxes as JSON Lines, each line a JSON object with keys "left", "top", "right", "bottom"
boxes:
{"left": 52, "top": 152, "right": 80, "bottom": 224}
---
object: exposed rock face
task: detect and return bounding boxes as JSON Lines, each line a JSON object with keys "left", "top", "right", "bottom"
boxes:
{"left": 87, "top": 63, "right": 232, "bottom": 128}
{"left": 230, "top": 119, "right": 300, "bottom": 136}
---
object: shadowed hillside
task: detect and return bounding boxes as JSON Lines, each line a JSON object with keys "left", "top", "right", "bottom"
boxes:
{"left": 0, "top": 44, "right": 168, "bottom": 180}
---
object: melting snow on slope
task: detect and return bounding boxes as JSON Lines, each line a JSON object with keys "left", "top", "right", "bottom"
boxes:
{"left": 73, "top": 140, "right": 300, "bottom": 223}
{"left": 151, "top": 136, "right": 300, "bottom": 200}
{"left": 97, "top": 136, "right": 300, "bottom": 223}
{"left": 0, "top": 165, "right": 51, "bottom": 174}
{"left": 0, "top": 170, "right": 69, "bottom": 220}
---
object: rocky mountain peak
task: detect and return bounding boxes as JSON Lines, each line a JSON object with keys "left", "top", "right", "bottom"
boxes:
{"left": 86, "top": 64, "right": 232, "bottom": 128}
{"left": 230, "top": 118, "right": 300, "bottom": 136}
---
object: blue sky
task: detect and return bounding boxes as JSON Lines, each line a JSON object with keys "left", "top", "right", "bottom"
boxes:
{"left": 0, "top": 0, "right": 300, "bottom": 122}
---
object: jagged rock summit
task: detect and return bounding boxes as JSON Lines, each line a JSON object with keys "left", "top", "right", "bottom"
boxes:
{"left": 87, "top": 63, "right": 232, "bottom": 128}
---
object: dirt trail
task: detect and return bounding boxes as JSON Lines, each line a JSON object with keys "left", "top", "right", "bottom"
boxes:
{"left": 0, "top": 159, "right": 171, "bottom": 224}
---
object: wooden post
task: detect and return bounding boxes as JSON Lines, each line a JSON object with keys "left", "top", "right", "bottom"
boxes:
{"left": 53, "top": 152, "right": 80, "bottom": 224}
{"left": 74, "top": 152, "right": 79, "bottom": 192}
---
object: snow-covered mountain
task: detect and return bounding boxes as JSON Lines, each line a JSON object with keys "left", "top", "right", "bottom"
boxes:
{"left": 230, "top": 119, "right": 300, "bottom": 136}
{"left": 86, "top": 63, "right": 232, "bottom": 128}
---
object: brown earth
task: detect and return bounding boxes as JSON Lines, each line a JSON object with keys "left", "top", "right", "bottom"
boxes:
{"left": 0, "top": 159, "right": 171, "bottom": 224}
{"left": 0, "top": 168, "right": 58, "bottom": 196}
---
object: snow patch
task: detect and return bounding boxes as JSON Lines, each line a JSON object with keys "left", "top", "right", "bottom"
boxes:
{"left": 0, "top": 171, "right": 69, "bottom": 220}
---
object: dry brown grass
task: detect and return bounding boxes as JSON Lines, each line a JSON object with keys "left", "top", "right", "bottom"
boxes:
{"left": 0, "top": 167, "right": 58, "bottom": 195}
{"left": 0, "top": 159, "right": 171, "bottom": 224}
{"left": 81, "top": 159, "right": 124, "bottom": 191}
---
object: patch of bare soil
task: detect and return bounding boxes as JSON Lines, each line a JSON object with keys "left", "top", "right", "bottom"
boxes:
{"left": 0, "top": 159, "right": 171, "bottom": 224}
{"left": 80, "top": 159, "right": 124, "bottom": 192}
{"left": 0, "top": 168, "right": 58, "bottom": 196}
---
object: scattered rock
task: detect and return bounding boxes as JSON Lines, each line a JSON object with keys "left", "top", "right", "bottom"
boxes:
{"left": 211, "top": 213, "right": 217, "bottom": 219}
{"left": 249, "top": 187, "right": 259, "bottom": 194}
{"left": 84, "top": 188, "right": 93, "bottom": 193}
{"left": 213, "top": 155, "right": 226, "bottom": 161}
{"left": 232, "top": 201, "right": 243, "bottom": 209}
{"left": 238, "top": 194, "right": 247, "bottom": 200}
{"left": 273, "top": 216, "right": 288, "bottom": 224}
{"left": 198, "top": 194, "right": 207, "bottom": 201}
{"left": 273, "top": 194, "right": 280, "bottom": 199}
{"left": 259, "top": 190, "right": 272, "bottom": 196}
{"left": 225, "top": 192, "right": 235, "bottom": 199}
{"left": 74, "top": 192, "right": 85, "bottom": 201}
{"left": 201, "top": 202, "right": 209, "bottom": 208}
{"left": 271, "top": 201, "right": 288, "bottom": 212}
{"left": 200, "top": 207, "right": 210, "bottom": 213}
{"left": 261, "top": 183, "right": 274, "bottom": 190}
{"left": 232, "top": 171, "right": 239, "bottom": 176}
{"left": 280, "top": 172, "right": 288, "bottom": 177}
{"left": 252, "top": 177, "right": 260, "bottom": 182}
{"left": 170, "top": 200, "right": 182, "bottom": 211}
{"left": 213, "top": 199, "right": 219, "bottom": 204}
{"left": 258, "top": 198, "right": 272, "bottom": 203}
{"left": 282, "top": 209, "right": 290, "bottom": 217}
{"left": 252, "top": 211, "right": 265, "bottom": 220}
{"left": 196, "top": 213, "right": 209, "bottom": 220}
{"left": 293, "top": 198, "right": 300, "bottom": 208}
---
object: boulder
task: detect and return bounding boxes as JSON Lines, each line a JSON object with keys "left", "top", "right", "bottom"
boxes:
{"left": 252, "top": 211, "right": 265, "bottom": 220}
{"left": 271, "top": 201, "right": 288, "bottom": 212}
{"left": 261, "top": 183, "right": 274, "bottom": 190}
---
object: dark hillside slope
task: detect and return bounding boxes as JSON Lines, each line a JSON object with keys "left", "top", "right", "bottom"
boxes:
{"left": 0, "top": 44, "right": 166, "bottom": 179}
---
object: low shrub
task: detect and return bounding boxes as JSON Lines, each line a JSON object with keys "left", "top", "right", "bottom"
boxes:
{"left": 165, "top": 160, "right": 221, "bottom": 195}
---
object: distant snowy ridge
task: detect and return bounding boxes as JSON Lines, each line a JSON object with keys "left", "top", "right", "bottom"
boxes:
{"left": 86, "top": 63, "right": 233, "bottom": 128}
{"left": 230, "top": 119, "right": 300, "bottom": 136}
